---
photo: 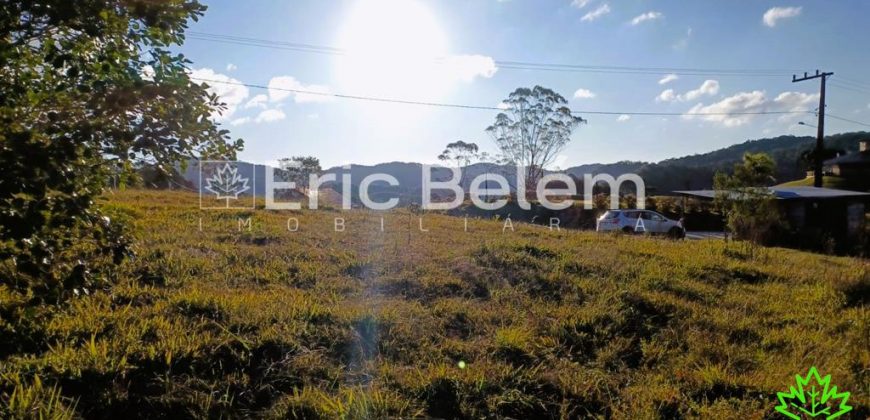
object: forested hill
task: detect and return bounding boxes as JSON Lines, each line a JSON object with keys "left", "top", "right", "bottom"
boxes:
{"left": 564, "top": 131, "right": 869, "bottom": 193}
{"left": 660, "top": 131, "right": 868, "bottom": 172}
{"left": 169, "top": 132, "right": 869, "bottom": 197}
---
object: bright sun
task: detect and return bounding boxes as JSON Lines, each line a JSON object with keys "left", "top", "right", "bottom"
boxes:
{"left": 334, "top": 0, "right": 450, "bottom": 100}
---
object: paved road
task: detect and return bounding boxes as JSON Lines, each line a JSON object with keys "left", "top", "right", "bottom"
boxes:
{"left": 685, "top": 231, "right": 727, "bottom": 240}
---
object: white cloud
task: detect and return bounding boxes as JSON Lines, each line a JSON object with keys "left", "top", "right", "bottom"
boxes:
{"left": 268, "top": 76, "right": 333, "bottom": 104}
{"left": 581, "top": 3, "right": 610, "bottom": 21}
{"left": 656, "top": 89, "right": 676, "bottom": 102}
{"left": 617, "top": 114, "right": 631, "bottom": 122}
{"left": 683, "top": 80, "right": 720, "bottom": 101}
{"left": 772, "top": 91, "right": 819, "bottom": 113}
{"left": 571, "top": 0, "right": 591, "bottom": 8}
{"left": 307, "top": 113, "right": 320, "bottom": 120}
{"left": 573, "top": 88, "right": 596, "bottom": 99}
{"left": 763, "top": 6, "right": 801, "bottom": 27}
{"left": 254, "top": 109, "right": 286, "bottom": 123}
{"left": 230, "top": 117, "right": 250, "bottom": 126}
{"left": 226, "top": 63, "right": 237, "bottom": 72}
{"left": 683, "top": 91, "right": 766, "bottom": 127}
{"left": 244, "top": 94, "right": 268, "bottom": 109}
{"left": 657, "top": 79, "right": 719, "bottom": 102}
{"left": 188, "top": 68, "right": 249, "bottom": 120}
{"left": 497, "top": 102, "right": 511, "bottom": 110}
{"left": 630, "top": 11, "right": 663, "bottom": 25}
{"left": 682, "top": 90, "right": 819, "bottom": 127}
{"left": 658, "top": 74, "right": 679, "bottom": 85}
{"left": 441, "top": 54, "right": 498, "bottom": 82}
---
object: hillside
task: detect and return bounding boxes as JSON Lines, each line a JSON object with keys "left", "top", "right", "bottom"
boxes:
{"left": 572, "top": 131, "right": 870, "bottom": 193}
{"left": 166, "top": 132, "right": 870, "bottom": 200}
{"left": 318, "top": 132, "right": 870, "bottom": 194}
{"left": 1, "top": 190, "right": 866, "bottom": 418}
{"left": 660, "top": 131, "right": 870, "bottom": 180}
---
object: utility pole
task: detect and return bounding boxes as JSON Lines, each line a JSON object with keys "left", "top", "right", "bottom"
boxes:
{"left": 792, "top": 70, "right": 833, "bottom": 188}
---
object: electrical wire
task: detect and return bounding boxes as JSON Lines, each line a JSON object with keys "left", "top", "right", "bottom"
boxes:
{"left": 494, "top": 63, "right": 787, "bottom": 77}
{"left": 829, "top": 82, "right": 870, "bottom": 96}
{"left": 188, "top": 31, "right": 344, "bottom": 53}
{"left": 834, "top": 76, "right": 870, "bottom": 90}
{"left": 826, "top": 114, "right": 870, "bottom": 129}
{"left": 186, "top": 31, "right": 797, "bottom": 77}
{"left": 190, "top": 76, "right": 812, "bottom": 117}
{"left": 182, "top": 32, "right": 870, "bottom": 121}
{"left": 187, "top": 33, "right": 345, "bottom": 56}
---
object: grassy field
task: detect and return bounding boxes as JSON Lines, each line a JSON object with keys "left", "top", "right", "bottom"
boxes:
{"left": 1, "top": 190, "right": 867, "bottom": 418}
{"left": 777, "top": 174, "right": 868, "bottom": 191}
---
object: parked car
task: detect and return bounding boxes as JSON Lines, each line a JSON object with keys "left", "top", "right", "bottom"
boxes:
{"left": 596, "top": 210, "right": 685, "bottom": 238}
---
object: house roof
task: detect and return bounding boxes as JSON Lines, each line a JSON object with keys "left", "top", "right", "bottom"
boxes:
{"left": 824, "top": 151, "right": 870, "bottom": 166}
{"left": 674, "top": 186, "right": 870, "bottom": 201}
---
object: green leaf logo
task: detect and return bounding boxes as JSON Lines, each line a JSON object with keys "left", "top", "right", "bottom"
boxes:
{"left": 776, "top": 366, "right": 852, "bottom": 419}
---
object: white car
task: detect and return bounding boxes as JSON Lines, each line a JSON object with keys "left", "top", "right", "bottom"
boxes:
{"left": 596, "top": 210, "right": 685, "bottom": 238}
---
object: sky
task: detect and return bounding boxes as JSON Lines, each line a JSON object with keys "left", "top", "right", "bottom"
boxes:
{"left": 177, "top": 0, "right": 870, "bottom": 169}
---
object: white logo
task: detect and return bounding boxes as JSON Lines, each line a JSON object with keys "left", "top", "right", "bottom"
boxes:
{"left": 205, "top": 163, "right": 250, "bottom": 199}
{"left": 199, "top": 161, "right": 255, "bottom": 209}
{"left": 197, "top": 161, "right": 645, "bottom": 212}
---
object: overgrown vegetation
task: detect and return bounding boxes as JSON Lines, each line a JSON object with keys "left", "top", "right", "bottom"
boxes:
{"left": 0, "top": 0, "right": 241, "bottom": 304}
{"left": 714, "top": 152, "right": 782, "bottom": 247}
{"left": 1, "top": 190, "right": 866, "bottom": 418}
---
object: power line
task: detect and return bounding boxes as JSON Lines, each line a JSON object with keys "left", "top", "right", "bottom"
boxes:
{"left": 829, "top": 82, "right": 870, "bottom": 96}
{"left": 835, "top": 79, "right": 870, "bottom": 90}
{"left": 188, "top": 32, "right": 344, "bottom": 53}
{"left": 827, "top": 114, "right": 870, "bottom": 129}
{"left": 495, "top": 61, "right": 788, "bottom": 76}
{"left": 494, "top": 63, "right": 787, "bottom": 77}
{"left": 190, "top": 76, "right": 811, "bottom": 117}
{"left": 187, "top": 33, "right": 345, "bottom": 56}
{"left": 835, "top": 76, "right": 870, "bottom": 90}
{"left": 831, "top": 80, "right": 870, "bottom": 94}
{"left": 831, "top": 77, "right": 870, "bottom": 90}
{"left": 186, "top": 31, "right": 798, "bottom": 77}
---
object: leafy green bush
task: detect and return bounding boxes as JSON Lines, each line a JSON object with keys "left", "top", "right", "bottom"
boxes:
{"left": 0, "top": 0, "right": 242, "bottom": 303}
{"left": 714, "top": 152, "right": 783, "bottom": 246}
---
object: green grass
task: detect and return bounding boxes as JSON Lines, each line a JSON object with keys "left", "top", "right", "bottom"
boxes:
{"left": 777, "top": 174, "right": 864, "bottom": 190}
{"left": 1, "top": 190, "right": 867, "bottom": 418}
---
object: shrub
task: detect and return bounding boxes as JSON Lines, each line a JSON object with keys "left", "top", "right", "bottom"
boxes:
{"left": 714, "top": 153, "right": 783, "bottom": 246}
{"left": 0, "top": 0, "right": 242, "bottom": 303}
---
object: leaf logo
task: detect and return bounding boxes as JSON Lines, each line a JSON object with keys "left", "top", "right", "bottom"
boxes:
{"left": 776, "top": 366, "right": 852, "bottom": 419}
{"left": 204, "top": 163, "right": 251, "bottom": 201}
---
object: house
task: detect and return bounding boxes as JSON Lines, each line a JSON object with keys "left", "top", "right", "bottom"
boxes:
{"left": 824, "top": 140, "right": 870, "bottom": 179}
{"left": 674, "top": 186, "right": 870, "bottom": 240}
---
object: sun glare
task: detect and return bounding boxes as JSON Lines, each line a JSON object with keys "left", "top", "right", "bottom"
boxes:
{"left": 334, "top": 0, "right": 450, "bottom": 99}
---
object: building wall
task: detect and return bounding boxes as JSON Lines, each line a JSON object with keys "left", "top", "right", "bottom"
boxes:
{"left": 780, "top": 199, "right": 864, "bottom": 239}
{"left": 784, "top": 202, "right": 806, "bottom": 229}
{"left": 846, "top": 202, "right": 865, "bottom": 237}
{"left": 837, "top": 165, "right": 870, "bottom": 180}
